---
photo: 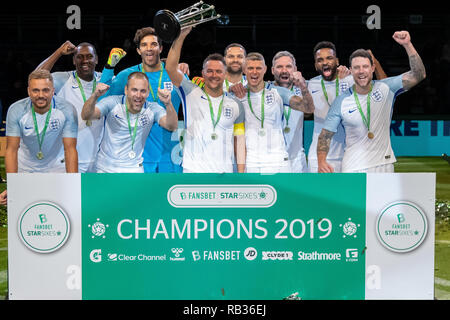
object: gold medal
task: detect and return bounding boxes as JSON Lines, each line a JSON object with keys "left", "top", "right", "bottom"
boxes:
{"left": 368, "top": 132, "right": 374, "bottom": 139}
{"left": 211, "top": 133, "right": 218, "bottom": 140}
{"left": 283, "top": 126, "right": 290, "bottom": 134}
{"left": 36, "top": 151, "right": 44, "bottom": 160}
{"left": 86, "top": 120, "right": 92, "bottom": 127}
{"left": 258, "top": 128, "right": 266, "bottom": 137}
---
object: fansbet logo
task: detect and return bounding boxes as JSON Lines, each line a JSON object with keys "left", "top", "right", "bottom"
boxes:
{"left": 18, "top": 202, "right": 70, "bottom": 253}
{"left": 168, "top": 185, "right": 277, "bottom": 208}
{"left": 376, "top": 201, "right": 428, "bottom": 253}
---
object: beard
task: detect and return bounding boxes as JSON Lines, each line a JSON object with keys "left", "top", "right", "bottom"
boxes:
{"left": 320, "top": 65, "right": 338, "bottom": 81}
{"left": 226, "top": 64, "right": 243, "bottom": 75}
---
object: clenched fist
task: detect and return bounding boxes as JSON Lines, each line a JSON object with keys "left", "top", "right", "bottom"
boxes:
{"left": 393, "top": 31, "right": 411, "bottom": 46}
{"left": 93, "top": 82, "right": 110, "bottom": 98}
{"left": 59, "top": 40, "right": 77, "bottom": 56}
{"left": 158, "top": 88, "right": 172, "bottom": 106}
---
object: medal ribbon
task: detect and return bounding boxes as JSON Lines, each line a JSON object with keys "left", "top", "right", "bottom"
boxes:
{"left": 283, "top": 86, "right": 295, "bottom": 127}
{"left": 141, "top": 62, "right": 164, "bottom": 102}
{"left": 124, "top": 97, "right": 140, "bottom": 151}
{"left": 353, "top": 84, "right": 373, "bottom": 133}
{"left": 75, "top": 72, "right": 97, "bottom": 102}
{"left": 320, "top": 77, "right": 339, "bottom": 106}
{"left": 75, "top": 72, "right": 97, "bottom": 126}
{"left": 225, "top": 77, "right": 244, "bottom": 91}
{"left": 204, "top": 91, "right": 224, "bottom": 132}
{"left": 31, "top": 98, "right": 53, "bottom": 154}
{"left": 247, "top": 87, "right": 265, "bottom": 129}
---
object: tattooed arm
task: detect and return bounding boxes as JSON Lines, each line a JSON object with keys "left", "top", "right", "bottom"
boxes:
{"left": 288, "top": 71, "right": 315, "bottom": 114}
{"left": 317, "top": 129, "right": 336, "bottom": 173}
{"left": 392, "top": 31, "right": 426, "bottom": 90}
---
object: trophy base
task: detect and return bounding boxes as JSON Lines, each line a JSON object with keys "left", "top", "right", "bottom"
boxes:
{"left": 154, "top": 10, "right": 181, "bottom": 43}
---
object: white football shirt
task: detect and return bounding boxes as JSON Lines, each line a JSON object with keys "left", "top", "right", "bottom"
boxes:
{"left": 242, "top": 83, "right": 293, "bottom": 168}
{"left": 323, "top": 75, "right": 405, "bottom": 172}
{"left": 95, "top": 95, "right": 166, "bottom": 173}
{"left": 176, "top": 77, "right": 245, "bottom": 173}
{"left": 6, "top": 96, "right": 78, "bottom": 172}
{"left": 307, "top": 75, "right": 354, "bottom": 172}
{"left": 281, "top": 85, "right": 307, "bottom": 172}
{"left": 53, "top": 71, "right": 104, "bottom": 172}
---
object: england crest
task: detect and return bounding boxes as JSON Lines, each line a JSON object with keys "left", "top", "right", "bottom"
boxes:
{"left": 371, "top": 89, "right": 383, "bottom": 102}
{"left": 223, "top": 106, "right": 233, "bottom": 119}
{"left": 49, "top": 119, "right": 60, "bottom": 131}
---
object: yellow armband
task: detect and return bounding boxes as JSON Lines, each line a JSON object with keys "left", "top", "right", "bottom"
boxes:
{"left": 233, "top": 122, "right": 245, "bottom": 136}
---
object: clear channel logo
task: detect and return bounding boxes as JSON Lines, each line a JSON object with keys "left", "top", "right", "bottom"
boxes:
{"left": 18, "top": 201, "right": 70, "bottom": 253}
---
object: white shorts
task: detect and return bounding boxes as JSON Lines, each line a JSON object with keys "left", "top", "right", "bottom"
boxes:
{"left": 348, "top": 163, "right": 395, "bottom": 173}
{"left": 96, "top": 164, "right": 144, "bottom": 173}
{"left": 246, "top": 163, "right": 291, "bottom": 174}
{"left": 79, "top": 161, "right": 97, "bottom": 173}
{"left": 308, "top": 159, "right": 342, "bottom": 173}
{"left": 289, "top": 153, "right": 308, "bottom": 173}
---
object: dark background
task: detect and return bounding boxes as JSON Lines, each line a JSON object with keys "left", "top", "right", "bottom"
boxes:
{"left": 1, "top": 0, "right": 449, "bottom": 121}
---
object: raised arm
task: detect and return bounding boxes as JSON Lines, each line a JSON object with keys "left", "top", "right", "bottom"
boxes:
{"left": 166, "top": 27, "right": 193, "bottom": 87}
{"left": 35, "top": 41, "right": 77, "bottom": 71}
{"left": 367, "top": 49, "right": 388, "bottom": 80}
{"left": 157, "top": 88, "right": 178, "bottom": 131}
{"left": 393, "top": 31, "right": 426, "bottom": 90}
{"left": 288, "top": 71, "right": 315, "bottom": 114}
{"left": 81, "top": 83, "right": 109, "bottom": 120}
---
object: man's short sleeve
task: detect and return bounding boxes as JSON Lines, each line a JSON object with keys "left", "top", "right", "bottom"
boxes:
{"left": 52, "top": 72, "right": 71, "bottom": 95}
{"left": 5, "top": 101, "right": 26, "bottom": 137}
{"left": 379, "top": 74, "right": 405, "bottom": 96}
{"left": 323, "top": 94, "right": 345, "bottom": 133}
{"left": 272, "top": 85, "right": 295, "bottom": 106}
{"left": 96, "top": 95, "right": 120, "bottom": 117}
{"left": 149, "top": 102, "right": 167, "bottom": 123}
{"left": 61, "top": 102, "right": 78, "bottom": 138}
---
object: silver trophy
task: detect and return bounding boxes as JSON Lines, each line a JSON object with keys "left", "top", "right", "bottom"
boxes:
{"left": 154, "top": 1, "right": 221, "bottom": 42}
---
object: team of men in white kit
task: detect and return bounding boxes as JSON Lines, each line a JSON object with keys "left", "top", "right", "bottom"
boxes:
{"left": 2, "top": 23, "right": 426, "bottom": 190}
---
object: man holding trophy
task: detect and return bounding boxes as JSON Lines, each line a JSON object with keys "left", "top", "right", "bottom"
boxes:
{"left": 155, "top": 2, "right": 246, "bottom": 173}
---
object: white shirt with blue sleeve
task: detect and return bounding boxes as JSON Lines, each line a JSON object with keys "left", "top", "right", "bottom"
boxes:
{"left": 176, "top": 77, "right": 245, "bottom": 173}
{"left": 323, "top": 75, "right": 405, "bottom": 172}
{"left": 6, "top": 96, "right": 78, "bottom": 173}
{"left": 243, "top": 82, "right": 293, "bottom": 168}
{"left": 94, "top": 95, "right": 166, "bottom": 173}
{"left": 52, "top": 71, "right": 104, "bottom": 172}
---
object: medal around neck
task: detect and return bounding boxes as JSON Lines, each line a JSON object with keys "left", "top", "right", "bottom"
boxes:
{"left": 283, "top": 126, "right": 290, "bottom": 134}
{"left": 211, "top": 132, "right": 218, "bottom": 140}
{"left": 258, "top": 128, "right": 266, "bottom": 137}
{"left": 36, "top": 151, "right": 44, "bottom": 160}
{"left": 154, "top": 2, "right": 222, "bottom": 42}
{"left": 128, "top": 151, "right": 136, "bottom": 159}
